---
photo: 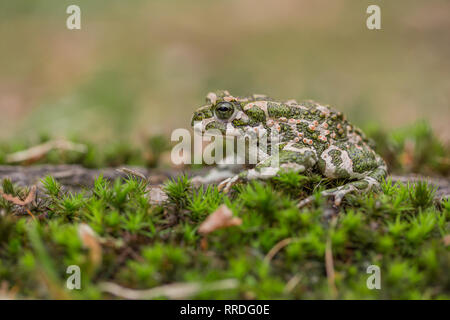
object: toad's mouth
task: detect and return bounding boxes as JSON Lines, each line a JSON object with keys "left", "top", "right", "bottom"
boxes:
{"left": 201, "top": 128, "right": 242, "bottom": 138}
{"left": 193, "top": 123, "right": 244, "bottom": 140}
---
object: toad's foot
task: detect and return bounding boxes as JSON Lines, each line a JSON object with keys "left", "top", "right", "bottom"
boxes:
{"left": 298, "top": 176, "right": 381, "bottom": 208}
{"left": 217, "top": 166, "right": 283, "bottom": 193}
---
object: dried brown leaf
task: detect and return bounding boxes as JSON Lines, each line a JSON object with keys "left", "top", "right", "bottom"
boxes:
{"left": 198, "top": 205, "right": 242, "bottom": 235}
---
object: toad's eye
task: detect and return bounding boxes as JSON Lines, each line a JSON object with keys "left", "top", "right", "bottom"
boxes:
{"left": 214, "top": 102, "right": 235, "bottom": 120}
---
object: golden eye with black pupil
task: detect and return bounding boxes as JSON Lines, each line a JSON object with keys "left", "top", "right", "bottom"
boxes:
{"left": 214, "top": 102, "right": 234, "bottom": 120}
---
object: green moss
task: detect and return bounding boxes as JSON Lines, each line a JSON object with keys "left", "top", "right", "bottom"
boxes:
{"left": 0, "top": 173, "right": 447, "bottom": 299}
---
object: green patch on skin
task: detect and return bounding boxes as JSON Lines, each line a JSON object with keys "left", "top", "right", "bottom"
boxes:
{"left": 245, "top": 106, "right": 266, "bottom": 123}
{"left": 329, "top": 149, "right": 343, "bottom": 167}
{"left": 191, "top": 112, "right": 204, "bottom": 125}
{"left": 203, "top": 109, "right": 213, "bottom": 118}
{"left": 317, "top": 158, "right": 326, "bottom": 173}
{"left": 335, "top": 167, "right": 351, "bottom": 179}
{"left": 191, "top": 109, "right": 214, "bottom": 126}
{"left": 313, "top": 141, "right": 329, "bottom": 155}
{"left": 278, "top": 150, "right": 308, "bottom": 164}
{"left": 348, "top": 145, "right": 377, "bottom": 174}
{"left": 205, "top": 121, "right": 226, "bottom": 132}
{"left": 353, "top": 180, "right": 369, "bottom": 190}
{"left": 280, "top": 132, "right": 297, "bottom": 143}
{"left": 232, "top": 118, "right": 248, "bottom": 127}
{"left": 279, "top": 123, "right": 291, "bottom": 134}
{"left": 370, "top": 167, "right": 387, "bottom": 181}
{"left": 296, "top": 122, "right": 309, "bottom": 133}
{"left": 290, "top": 109, "right": 302, "bottom": 118}
{"left": 268, "top": 103, "right": 291, "bottom": 118}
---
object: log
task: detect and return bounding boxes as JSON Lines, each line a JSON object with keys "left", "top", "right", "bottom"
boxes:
{"left": 0, "top": 165, "right": 448, "bottom": 199}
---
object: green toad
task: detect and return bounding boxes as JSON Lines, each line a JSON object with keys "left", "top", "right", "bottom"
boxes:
{"left": 191, "top": 90, "right": 387, "bottom": 206}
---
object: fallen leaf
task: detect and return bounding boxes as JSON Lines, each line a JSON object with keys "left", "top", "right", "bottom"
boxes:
{"left": 198, "top": 205, "right": 242, "bottom": 235}
{"left": 1, "top": 185, "right": 36, "bottom": 206}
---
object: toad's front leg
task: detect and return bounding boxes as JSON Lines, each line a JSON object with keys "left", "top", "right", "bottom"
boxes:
{"left": 218, "top": 148, "right": 318, "bottom": 193}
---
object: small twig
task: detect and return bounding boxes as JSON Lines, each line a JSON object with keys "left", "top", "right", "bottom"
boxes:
{"left": 116, "top": 167, "right": 148, "bottom": 182}
{"left": 264, "top": 238, "right": 295, "bottom": 264}
{"left": 5, "top": 140, "right": 87, "bottom": 164}
{"left": 51, "top": 169, "right": 82, "bottom": 179}
{"left": 283, "top": 274, "right": 302, "bottom": 294}
{"left": 25, "top": 209, "right": 36, "bottom": 221}
{"left": 325, "top": 217, "right": 338, "bottom": 299}
{"left": 99, "top": 279, "right": 239, "bottom": 300}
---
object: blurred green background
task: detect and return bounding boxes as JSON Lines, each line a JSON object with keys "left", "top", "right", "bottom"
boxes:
{"left": 1, "top": 0, "right": 449, "bottom": 144}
